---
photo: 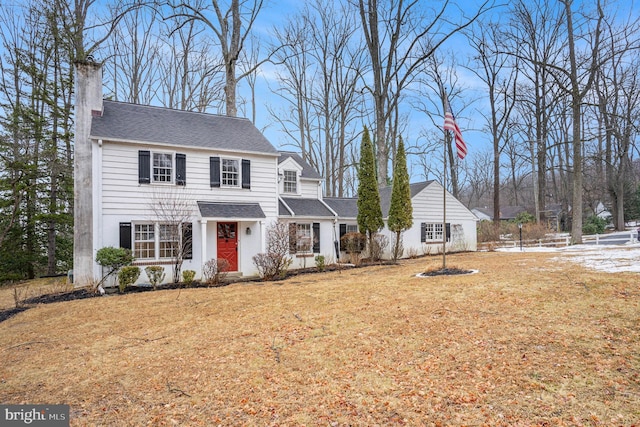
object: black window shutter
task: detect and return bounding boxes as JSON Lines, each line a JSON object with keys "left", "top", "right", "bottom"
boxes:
{"left": 289, "top": 223, "right": 297, "bottom": 254}
{"left": 420, "top": 223, "right": 426, "bottom": 243}
{"left": 446, "top": 223, "right": 451, "bottom": 242}
{"left": 119, "top": 222, "right": 132, "bottom": 250}
{"left": 138, "top": 151, "right": 150, "bottom": 184}
{"left": 182, "top": 222, "right": 193, "bottom": 259}
{"left": 313, "top": 222, "right": 320, "bottom": 253}
{"left": 210, "top": 156, "right": 220, "bottom": 187}
{"left": 242, "top": 159, "right": 251, "bottom": 189}
{"left": 176, "top": 153, "right": 186, "bottom": 185}
{"left": 339, "top": 224, "right": 347, "bottom": 239}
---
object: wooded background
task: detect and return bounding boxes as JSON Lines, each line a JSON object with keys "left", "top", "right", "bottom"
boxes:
{"left": 1, "top": 0, "right": 640, "bottom": 280}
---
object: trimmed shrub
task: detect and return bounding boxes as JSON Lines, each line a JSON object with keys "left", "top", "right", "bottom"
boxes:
{"left": 314, "top": 255, "right": 325, "bottom": 272}
{"left": 145, "top": 266, "right": 165, "bottom": 289}
{"left": 118, "top": 266, "right": 140, "bottom": 293}
{"left": 95, "top": 247, "right": 134, "bottom": 289}
{"left": 182, "top": 269, "right": 196, "bottom": 286}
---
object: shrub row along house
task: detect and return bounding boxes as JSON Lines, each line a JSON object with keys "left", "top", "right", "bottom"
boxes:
{"left": 73, "top": 63, "right": 478, "bottom": 286}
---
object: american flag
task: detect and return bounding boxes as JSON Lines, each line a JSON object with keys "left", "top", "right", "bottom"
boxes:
{"left": 444, "top": 102, "right": 467, "bottom": 160}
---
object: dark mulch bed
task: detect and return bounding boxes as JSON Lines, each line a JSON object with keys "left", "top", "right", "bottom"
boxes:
{"left": 22, "top": 288, "right": 98, "bottom": 305}
{"left": 0, "top": 307, "right": 30, "bottom": 323}
{"left": 0, "top": 289, "right": 99, "bottom": 323}
{"left": 418, "top": 267, "right": 474, "bottom": 277}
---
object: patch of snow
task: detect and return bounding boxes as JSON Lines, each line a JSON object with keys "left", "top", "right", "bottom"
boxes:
{"left": 497, "top": 242, "right": 640, "bottom": 273}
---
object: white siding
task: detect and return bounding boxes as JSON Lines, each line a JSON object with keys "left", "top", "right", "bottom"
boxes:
{"left": 381, "top": 181, "right": 478, "bottom": 258}
{"left": 299, "top": 179, "right": 321, "bottom": 199}
{"left": 101, "top": 142, "right": 278, "bottom": 217}
{"left": 96, "top": 140, "right": 279, "bottom": 283}
{"left": 288, "top": 220, "right": 338, "bottom": 269}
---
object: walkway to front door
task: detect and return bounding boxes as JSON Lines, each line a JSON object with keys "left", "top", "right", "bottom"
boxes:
{"left": 217, "top": 222, "right": 238, "bottom": 271}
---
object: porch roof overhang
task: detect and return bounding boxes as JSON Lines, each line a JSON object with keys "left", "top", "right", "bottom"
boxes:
{"left": 197, "top": 201, "right": 266, "bottom": 220}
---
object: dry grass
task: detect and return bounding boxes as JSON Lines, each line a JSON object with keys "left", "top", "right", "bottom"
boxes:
{"left": 0, "top": 276, "right": 71, "bottom": 310}
{"left": 0, "top": 252, "right": 638, "bottom": 426}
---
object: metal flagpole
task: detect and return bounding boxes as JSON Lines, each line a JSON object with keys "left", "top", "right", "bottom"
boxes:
{"left": 442, "top": 128, "right": 447, "bottom": 270}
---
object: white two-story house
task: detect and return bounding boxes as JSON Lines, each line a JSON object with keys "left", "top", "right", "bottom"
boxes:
{"left": 73, "top": 62, "right": 477, "bottom": 286}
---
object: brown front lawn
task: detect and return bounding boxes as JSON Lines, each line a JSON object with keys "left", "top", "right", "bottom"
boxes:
{"left": 0, "top": 252, "right": 638, "bottom": 426}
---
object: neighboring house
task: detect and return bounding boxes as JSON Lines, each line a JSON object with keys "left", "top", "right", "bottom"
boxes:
{"left": 470, "top": 206, "right": 529, "bottom": 222}
{"left": 471, "top": 207, "right": 492, "bottom": 222}
{"left": 594, "top": 202, "right": 612, "bottom": 221}
{"left": 72, "top": 62, "right": 477, "bottom": 286}
{"left": 500, "top": 206, "right": 528, "bottom": 221}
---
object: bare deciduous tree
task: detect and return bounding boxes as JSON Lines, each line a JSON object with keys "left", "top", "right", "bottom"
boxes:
{"left": 148, "top": 190, "right": 194, "bottom": 283}
{"left": 166, "top": 0, "right": 265, "bottom": 117}
{"left": 270, "top": 0, "right": 365, "bottom": 197}
{"left": 355, "top": 0, "right": 491, "bottom": 186}
{"left": 467, "top": 21, "right": 518, "bottom": 228}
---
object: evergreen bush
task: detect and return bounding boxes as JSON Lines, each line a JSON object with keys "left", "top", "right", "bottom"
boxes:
{"left": 118, "top": 266, "right": 140, "bottom": 293}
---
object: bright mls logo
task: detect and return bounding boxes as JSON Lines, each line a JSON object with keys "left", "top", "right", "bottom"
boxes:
{"left": 1, "top": 405, "right": 69, "bottom": 426}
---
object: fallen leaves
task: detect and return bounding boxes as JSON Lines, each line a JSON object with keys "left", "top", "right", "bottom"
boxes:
{"left": 0, "top": 252, "right": 638, "bottom": 426}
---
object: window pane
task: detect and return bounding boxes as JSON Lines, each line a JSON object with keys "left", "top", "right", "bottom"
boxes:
{"left": 283, "top": 170, "right": 297, "bottom": 193}
{"left": 159, "top": 224, "right": 179, "bottom": 258}
{"left": 153, "top": 153, "right": 173, "bottom": 183}
{"left": 134, "top": 224, "right": 155, "bottom": 259}
{"left": 296, "top": 223, "right": 312, "bottom": 253}
{"left": 423, "top": 223, "right": 444, "bottom": 241}
{"left": 222, "top": 159, "right": 239, "bottom": 187}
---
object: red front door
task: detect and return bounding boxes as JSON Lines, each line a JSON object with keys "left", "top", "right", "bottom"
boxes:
{"left": 217, "top": 222, "right": 238, "bottom": 271}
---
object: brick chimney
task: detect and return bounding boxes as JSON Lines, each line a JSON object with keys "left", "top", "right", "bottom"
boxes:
{"left": 73, "top": 62, "right": 102, "bottom": 286}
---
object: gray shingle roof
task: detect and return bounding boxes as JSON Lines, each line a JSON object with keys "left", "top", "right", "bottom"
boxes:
{"left": 197, "top": 201, "right": 266, "bottom": 219}
{"left": 379, "top": 181, "right": 432, "bottom": 216}
{"left": 325, "top": 181, "right": 434, "bottom": 218}
{"left": 499, "top": 206, "right": 528, "bottom": 220}
{"left": 91, "top": 100, "right": 278, "bottom": 155}
{"left": 323, "top": 197, "right": 358, "bottom": 219}
{"left": 278, "top": 152, "right": 323, "bottom": 179}
{"left": 279, "top": 197, "right": 335, "bottom": 217}
{"left": 279, "top": 200, "right": 293, "bottom": 216}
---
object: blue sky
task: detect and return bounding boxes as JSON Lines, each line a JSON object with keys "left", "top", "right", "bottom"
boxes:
{"left": 243, "top": 0, "right": 499, "bottom": 181}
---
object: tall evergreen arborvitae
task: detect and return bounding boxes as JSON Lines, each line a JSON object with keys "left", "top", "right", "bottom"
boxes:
{"left": 388, "top": 136, "right": 413, "bottom": 260}
{"left": 357, "top": 126, "right": 384, "bottom": 259}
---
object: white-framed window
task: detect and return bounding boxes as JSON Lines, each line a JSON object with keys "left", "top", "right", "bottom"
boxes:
{"left": 283, "top": 170, "right": 297, "bottom": 194}
{"left": 221, "top": 158, "right": 240, "bottom": 187}
{"left": 423, "top": 223, "right": 444, "bottom": 241}
{"left": 296, "top": 223, "right": 312, "bottom": 253}
{"left": 289, "top": 222, "right": 320, "bottom": 254}
{"left": 133, "top": 223, "right": 188, "bottom": 260}
{"left": 159, "top": 224, "right": 179, "bottom": 258}
{"left": 134, "top": 224, "right": 156, "bottom": 259}
{"left": 346, "top": 224, "right": 358, "bottom": 233}
{"left": 139, "top": 151, "right": 186, "bottom": 186}
{"left": 153, "top": 152, "right": 173, "bottom": 183}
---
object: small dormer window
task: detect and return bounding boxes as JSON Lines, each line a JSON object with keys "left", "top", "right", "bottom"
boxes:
{"left": 283, "top": 170, "right": 297, "bottom": 193}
